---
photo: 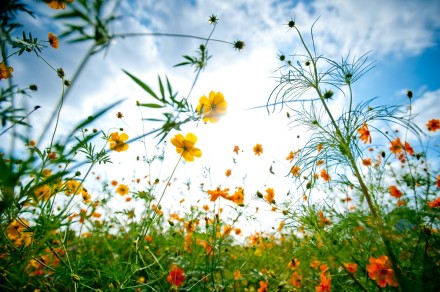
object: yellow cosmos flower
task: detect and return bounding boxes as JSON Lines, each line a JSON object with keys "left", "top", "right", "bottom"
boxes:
{"left": 44, "top": 0, "right": 74, "bottom": 10}
{"left": 196, "top": 91, "right": 227, "bottom": 123}
{"left": 170, "top": 133, "right": 202, "bottom": 162}
{"left": 108, "top": 132, "right": 129, "bottom": 152}
{"left": 7, "top": 218, "right": 33, "bottom": 247}
{"left": 116, "top": 184, "right": 129, "bottom": 196}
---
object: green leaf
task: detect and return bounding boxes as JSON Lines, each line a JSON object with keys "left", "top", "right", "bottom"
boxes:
{"left": 138, "top": 103, "right": 163, "bottom": 109}
{"left": 158, "top": 76, "right": 165, "bottom": 100}
{"left": 123, "top": 70, "right": 162, "bottom": 102}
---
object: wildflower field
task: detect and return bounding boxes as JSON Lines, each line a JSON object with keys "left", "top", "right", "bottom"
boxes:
{"left": 1, "top": 1, "right": 440, "bottom": 291}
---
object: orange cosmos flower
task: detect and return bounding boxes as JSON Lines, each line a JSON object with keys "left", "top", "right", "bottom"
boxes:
{"left": 0, "top": 62, "right": 13, "bottom": 80}
{"left": 362, "top": 158, "right": 372, "bottom": 166}
{"left": 48, "top": 32, "right": 58, "bottom": 48}
{"left": 253, "top": 143, "right": 263, "bottom": 156}
{"left": 404, "top": 142, "right": 414, "bottom": 156}
{"left": 315, "top": 272, "right": 331, "bottom": 292}
{"left": 108, "top": 132, "right": 129, "bottom": 152}
{"left": 286, "top": 150, "right": 295, "bottom": 162}
{"left": 207, "top": 187, "right": 230, "bottom": 201}
{"left": 291, "top": 271, "right": 302, "bottom": 288}
{"left": 288, "top": 258, "right": 300, "bottom": 270}
{"left": 389, "top": 185, "right": 403, "bottom": 198}
{"left": 426, "top": 119, "right": 440, "bottom": 132}
{"left": 290, "top": 165, "right": 301, "bottom": 176}
{"left": 264, "top": 188, "right": 275, "bottom": 204}
{"left": 366, "top": 255, "right": 398, "bottom": 288}
{"left": 44, "top": 0, "right": 74, "bottom": 10}
{"left": 320, "top": 169, "right": 331, "bottom": 182}
{"left": 233, "top": 145, "right": 240, "bottom": 154}
{"left": 170, "top": 133, "right": 202, "bottom": 162}
{"left": 257, "top": 280, "right": 268, "bottom": 292}
{"left": 389, "top": 137, "right": 403, "bottom": 154}
{"left": 167, "top": 266, "right": 185, "bottom": 287}
{"left": 225, "top": 169, "right": 231, "bottom": 177}
{"left": 358, "top": 122, "right": 372, "bottom": 144}
{"left": 230, "top": 187, "right": 245, "bottom": 205}
{"left": 344, "top": 262, "right": 357, "bottom": 274}
{"left": 233, "top": 270, "right": 242, "bottom": 280}
{"left": 428, "top": 197, "right": 440, "bottom": 208}
{"left": 308, "top": 260, "right": 320, "bottom": 270}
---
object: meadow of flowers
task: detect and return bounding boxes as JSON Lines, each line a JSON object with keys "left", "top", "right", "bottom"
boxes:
{"left": 1, "top": 1, "right": 439, "bottom": 291}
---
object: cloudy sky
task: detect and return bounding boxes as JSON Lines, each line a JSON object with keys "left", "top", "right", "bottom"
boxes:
{"left": 6, "top": 0, "right": 440, "bottom": 233}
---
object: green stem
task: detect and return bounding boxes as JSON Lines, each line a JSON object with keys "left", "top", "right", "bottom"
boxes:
{"left": 295, "top": 26, "right": 406, "bottom": 291}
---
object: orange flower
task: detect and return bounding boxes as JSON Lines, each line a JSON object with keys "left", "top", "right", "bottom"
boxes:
{"left": 0, "top": 62, "right": 13, "bottom": 80}
{"left": 286, "top": 150, "right": 295, "bottom": 162}
{"left": 315, "top": 272, "right": 331, "bottom": 292}
{"left": 230, "top": 187, "right": 245, "bottom": 205}
{"left": 317, "top": 143, "right": 323, "bottom": 152}
{"left": 225, "top": 169, "right": 231, "bottom": 177}
{"left": 389, "top": 185, "right": 402, "bottom": 198}
{"left": 207, "top": 187, "right": 230, "bottom": 202}
{"left": 111, "top": 180, "right": 118, "bottom": 186}
{"left": 318, "top": 210, "right": 331, "bottom": 226}
{"left": 48, "top": 32, "right": 58, "bottom": 48}
{"left": 358, "top": 122, "right": 372, "bottom": 144}
{"left": 167, "top": 266, "right": 185, "bottom": 287}
{"left": 310, "top": 260, "right": 321, "bottom": 269}
{"left": 233, "top": 145, "right": 240, "bottom": 154}
{"left": 108, "top": 132, "right": 129, "bottom": 152}
{"left": 404, "top": 142, "right": 414, "bottom": 156}
{"left": 320, "top": 169, "right": 331, "bottom": 182}
{"left": 253, "top": 144, "right": 263, "bottom": 156}
{"left": 44, "top": 0, "right": 74, "bottom": 10}
{"left": 291, "top": 271, "right": 302, "bottom": 288}
{"left": 366, "top": 255, "right": 398, "bottom": 288}
{"left": 428, "top": 197, "right": 440, "bottom": 208}
{"left": 290, "top": 165, "right": 301, "bottom": 176}
{"left": 257, "top": 280, "right": 268, "bottom": 292}
{"left": 288, "top": 258, "right": 300, "bottom": 270}
{"left": 344, "top": 262, "right": 357, "bottom": 273}
{"left": 264, "top": 188, "right": 275, "bottom": 204}
{"left": 233, "top": 270, "right": 242, "bottom": 280}
{"left": 362, "top": 158, "right": 372, "bottom": 166}
{"left": 426, "top": 119, "right": 440, "bottom": 132}
{"left": 389, "top": 138, "right": 403, "bottom": 154}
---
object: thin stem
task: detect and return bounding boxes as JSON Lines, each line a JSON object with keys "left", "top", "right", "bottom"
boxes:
{"left": 295, "top": 25, "right": 406, "bottom": 290}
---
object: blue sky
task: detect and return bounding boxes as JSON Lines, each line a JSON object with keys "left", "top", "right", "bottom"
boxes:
{"left": 4, "top": 0, "right": 440, "bottom": 233}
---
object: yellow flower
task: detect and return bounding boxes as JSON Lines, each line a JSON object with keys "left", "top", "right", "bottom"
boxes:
{"left": 43, "top": 0, "right": 74, "bottom": 10}
{"left": 7, "top": 218, "right": 33, "bottom": 247}
{"left": 196, "top": 91, "right": 227, "bottom": 123}
{"left": 116, "top": 184, "right": 129, "bottom": 196}
{"left": 108, "top": 132, "right": 129, "bottom": 152}
{"left": 64, "top": 180, "right": 82, "bottom": 195}
{"left": 0, "top": 62, "right": 13, "bottom": 80}
{"left": 170, "top": 133, "right": 202, "bottom": 162}
{"left": 48, "top": 32, "right": 59, "bottom": 48}
{"left": 34, "top": 184, "right": 52, "bottom": 202}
